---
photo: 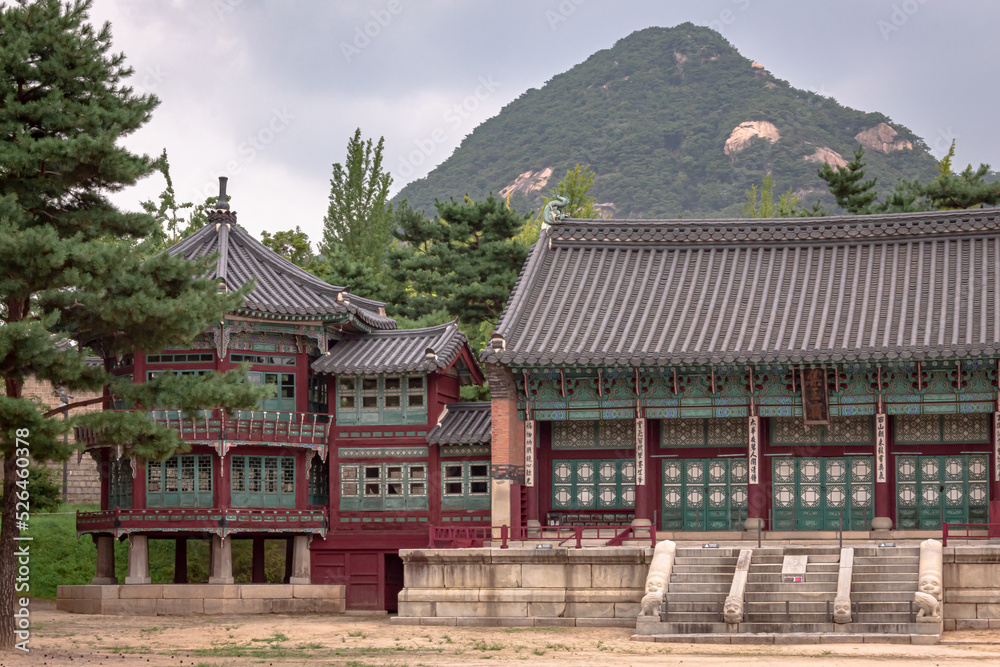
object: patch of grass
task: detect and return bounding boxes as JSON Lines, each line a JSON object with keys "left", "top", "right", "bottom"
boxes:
{"left": 348, "top": 630, "right": 368, "bottom": 638}
{"left": 546, "top": 643, "right": 571, "bottom": 651}
{"left": 533, "top": 648, "right": 546, "bottom": 656}
{"left": 472, "top": 639, "right": 504, "bottom": 651}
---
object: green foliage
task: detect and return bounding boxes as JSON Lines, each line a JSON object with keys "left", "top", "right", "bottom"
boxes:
{"left": 546, "top": 164, "right": 598, "bottom": 218}
{"left": 260, "top": 226, "right": 314, "bottom": 267}
{"left": 310, "top": 241, "right": 397, "bottom": 305}
{"left": 321, "top": 128, "right": 394, "bottom": 273}
{"left": 1, "top": 465, "right": 61, "bottom": 513}
{"left": 920, "top": 162, "right": 1000, "bottom": 210}
{"left": 817, "top": 146, "right": 879, "bottom": 214}
{"left": 741, "top": 173, "right": 799, "bottom": 218}
{"left": 138, "top": 150, "right": 195, "bottom": 255}
{"left": 393, "top": 24, "right": 940, "bottom": 218}
{"left": 388, "top": 195, "right": 530, "bottom": 325}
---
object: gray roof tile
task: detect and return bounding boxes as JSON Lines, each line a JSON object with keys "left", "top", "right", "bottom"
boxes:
{"left": 167, "top": 213, "right": 394, "bottom": 329}
{"left": 426, "top": 402, "right": 491, "bottom": 446}
{"left": 312, "top": 321, "right": 470, "bottom": 375}
{"left": 483, "top": 209, "right": 1000, "bottom": 366}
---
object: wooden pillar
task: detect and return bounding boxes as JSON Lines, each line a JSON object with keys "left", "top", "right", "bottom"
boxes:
{"left": 174, "top": 538, "right": 188, "bottom": 584}
{"left": 92, "top": 535, "right": 117, "bottom": 585}
{"left": 634, "top": 416, "right": 651, "bottom": 522}
{"left": 746, "top": 416, "right": 768, "bottom": 530}
{"left": 252, "top": 537, "right": 266, "bottom": 584}
{"left": 873, "top": 412, "right": 892, "bottom": 530}
{"left": 283, "top": 537, "right": 294, "bottom": 583}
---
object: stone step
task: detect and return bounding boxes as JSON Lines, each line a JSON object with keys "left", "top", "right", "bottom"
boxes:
{"left": 851, "top": 575, "right": 919, "bottom": 585}
{"left": 854, "top": 601, "right": 914, "bottom": 613}
{"left": 854, "top": 548, "right": 920, "bottom": 556}
{"left": 642, "top": 622, "right": 731, "bottom": 634}
{"left": 632, "top": 633, "right": 939, "bottom": 645}
{"left": 746, "top": 613, "right": 834, "bottom": 624}
{"left": 665, "top": 592, "right": 732, "bottom": 603}
{"left": 748, "top": 573, "right": 839, "bottom": 583}
{"left": 807, "top": 563, "right": 840, "bottom": 571}
{"left": 854, "top": 557, "right": 919, "bottom": 565}
{"left": 663, "top": 601, "right": 729, "bottom": 614}
{"left": 662, "top": 612, "right": 725, "bottom": 623}
{"left": 851, "top": 566, "right": 919, "bottom": 575}
{"left": 735, "top": 622, "right": 939, "bottom": 634}
{"left": 746, "top": 583, "right": 837, "bottom": 593}
{"left": 854, "top": 612, "right": 916, "bottom": 624}
{"left": 745, "top": 601, "right": 832, "bottom": 613}
{"left": 848, "top": 582, "right": 918, "bottom": 593}
{"left": 745, "top": 591, "right": 836, "bottom": 603}
{"left": 850, "top": 591, "right": 917, "bottom": 602}
{"left": 671, "top": 574, "right": 735, "bottom": 584}
{"left": 673, "top": 557, "right": 738, "bottom": 565}
{"left": 669, "top": 582, "right": 732, "bottom": 593}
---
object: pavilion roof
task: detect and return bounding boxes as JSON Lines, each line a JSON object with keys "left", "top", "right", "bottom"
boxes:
{"left": 426, "top": 402, "right": 491, "bottom": 446}
{"left": 482, "top": 208, "right": 1000, "bottom": 367}
{"left": 312, "top": 321, "right": 471, "bottom": 375}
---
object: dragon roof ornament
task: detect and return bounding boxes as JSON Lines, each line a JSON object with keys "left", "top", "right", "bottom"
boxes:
{"left": 541, "top": 196, "right": 569, "bottom": 229}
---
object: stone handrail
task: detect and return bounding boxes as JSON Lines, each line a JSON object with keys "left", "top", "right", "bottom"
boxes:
{"left": 639, "top": 540, "right": 676, "bottom": 616}
{"left": 914, "top": 538, "right": 943, "bottom": 621}
{"left": 833, "top": 547, "right": 854, "bottom": 623}
{"left": 723, "top": 548, "right": 753, "bottom": 624}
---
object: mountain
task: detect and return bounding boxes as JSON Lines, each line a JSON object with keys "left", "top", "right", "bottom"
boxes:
{"left": 392, "top": 24, "right": 940, "bottom": 219}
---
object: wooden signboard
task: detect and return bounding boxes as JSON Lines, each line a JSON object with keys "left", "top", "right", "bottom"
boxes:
{"left": 801, "top": 367, "right": 830, "bottom": 425}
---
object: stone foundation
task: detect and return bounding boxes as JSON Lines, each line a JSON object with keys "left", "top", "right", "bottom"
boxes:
{"left": 943, "top": 545, "right": 1000, "bottom": 630}
{"left": 393, "top": 547, "right": 649, "bottom": 627}
{"left": 56, "top": 584, "right": 345, "bottom": 615}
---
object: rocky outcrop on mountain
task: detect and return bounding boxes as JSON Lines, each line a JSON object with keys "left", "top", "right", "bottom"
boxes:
{"left": 724, "top": 121, "right": 780, "bottom": 156}
{"left": 855, "top": 123, "right": 913, "bottom": 154}
{"left": 803, "top": 146, "right": 848, "bottom": 168}
{"left": 498, "top": 168, "right": 553, "bottom": 199}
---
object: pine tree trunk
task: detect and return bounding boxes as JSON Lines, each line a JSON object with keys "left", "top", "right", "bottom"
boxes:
{"left": 0, "top": 448, "right": 19, "bottom": 649}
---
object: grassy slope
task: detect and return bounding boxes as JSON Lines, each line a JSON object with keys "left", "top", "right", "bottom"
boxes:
{"left": 393, "top": 24, "right": 939, "bottom": 218}
{"left": 22, "top": 505, "right": 289, "bottom": 599}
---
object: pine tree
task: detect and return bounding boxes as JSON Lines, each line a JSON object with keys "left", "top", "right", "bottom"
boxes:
{"left": 0, "top": 0, "right": 265, "bottom": 647}
{"left": 320, "top": 128, "right": 394, "bottom": 273}
{"left": 817, "top": 146, "right": 879, "bottom": 214}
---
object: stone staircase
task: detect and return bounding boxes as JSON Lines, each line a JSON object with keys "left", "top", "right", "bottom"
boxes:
{"left": 635, "top": 544, "right": 941, "bottom": 644}
{"left": 655, "top": 546, "right": 739, "bottom": 633}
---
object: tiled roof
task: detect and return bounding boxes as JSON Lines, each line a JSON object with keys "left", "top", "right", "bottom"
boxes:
{"left": 166, "top": 213, "right": 395, "bottom": 329}
{"left": 482, "top": 208, "right": 1000, "bottom": 367}
{"left": 312, "top": 321, "right": 469, "bottom": 374}
{"left": 426, "top": 402, "right": 491, "bottom": 446}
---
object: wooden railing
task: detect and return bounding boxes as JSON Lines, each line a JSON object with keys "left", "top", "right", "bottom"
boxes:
{"left": 76, "top": 409, "right": 329, "bottom": 446}
{"left": 427, "top": 524, "right": 657, "bottom": 549}
{"left": 77, "top": 506, "right": 328, "bottom": 538}
{"left": 942, "top": 522, "right": 999, "bottom": 546}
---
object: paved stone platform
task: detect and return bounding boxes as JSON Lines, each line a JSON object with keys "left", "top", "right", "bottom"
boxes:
{"left": 631, "top": 632, "right": 941, "bottom": 644}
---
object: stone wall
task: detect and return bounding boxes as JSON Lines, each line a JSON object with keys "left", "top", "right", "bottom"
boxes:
{"left": 15, "top": 376, "right": 102, "bottom": 504}
{"left": 393, "top": 547, "right": 650, "bottom": 627}
{"left": 943, "top": 545, "right": 1000, "bottom": 630}
{"left": 56, "top": 584, "right": 346, "bottom": 615}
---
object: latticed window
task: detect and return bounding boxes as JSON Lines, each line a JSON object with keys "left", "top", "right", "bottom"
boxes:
{"left": 308, "top": 455, "right": 329, "bottom": 506}
{"left": 336, "top": 374, "right": 428, "bottom": 425}
{"left": 441, "top": 461, "right": 490, "bottom": 510}
{"left": 339, "top": 462, "right": 427, "bottom": 511}
{"left": 146, "top": 455, "right": 212, "bottom": 508}
{"left": 230, "top": 456, "right": 295, "bottom": 508}
{"left": 552, "top": 459, "right": 635, "bottom": 510}
{"left": 894, "top": 414, "right": 990, "bottom": 444}
{"left": 108, "top": 457, "right": 133, "bottom": 509}
{"left": 552, "top": 420, "right": 634, "bottom": 449}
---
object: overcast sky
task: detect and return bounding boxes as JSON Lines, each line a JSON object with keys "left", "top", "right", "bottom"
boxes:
{"left": 88, "top": 0, "right": 1000, "bottom": 245}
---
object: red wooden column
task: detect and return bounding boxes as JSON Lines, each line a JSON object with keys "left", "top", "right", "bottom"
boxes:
{"left": 633, "top": 413, "right": 652, "bottom": 522}
{"left": 747, "top": 414, "right": 767, "bottom": 530}
{"left": 873, "top": 411, "right": 892, "bottom": 528}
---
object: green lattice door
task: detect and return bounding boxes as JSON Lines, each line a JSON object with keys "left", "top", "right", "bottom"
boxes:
{"left": 896, "top": 455, "right": 989, "bottom": 529}
{"left": 661, "top": 458, "right": 748, "bottom": 531}
{"left": 772, "top": 457, "right": 873, "bottom": 530}
{"left": 552, "top": 459, "right": 635, "bottom": 511}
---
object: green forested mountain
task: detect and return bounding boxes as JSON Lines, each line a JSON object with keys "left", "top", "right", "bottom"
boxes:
{"left": 393, "top": 24, "right": 940, "bottom": 218}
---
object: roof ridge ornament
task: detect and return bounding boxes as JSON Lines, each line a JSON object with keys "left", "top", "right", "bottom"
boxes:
{"left": 215, "top": 176, "right": 230, "bottom": 211}
{"left": 542, "top": 196, "right": 569, "bottom": 229}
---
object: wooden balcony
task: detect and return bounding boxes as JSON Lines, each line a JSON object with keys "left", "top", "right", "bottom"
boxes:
{"left": 76, "top": 409, "right": 329, "bottom": 452}
{"left": 76, "top": 506, "right": 328, "bottom": 539}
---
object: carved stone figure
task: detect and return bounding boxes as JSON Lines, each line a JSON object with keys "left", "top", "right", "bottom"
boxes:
{"left": 541, "top": 196, "right": 569, "bottom": 227}
{"left": 638, "top": 540, "right": 676, "bottom": 616}
{"left": 833, "top": 595, "right": 852, "bottom": 624}
{"left": 723, "top": 595, "right": 743, "bottom": 624}
{"left": 914, "top": 539, "right": 943, "bottom": 622}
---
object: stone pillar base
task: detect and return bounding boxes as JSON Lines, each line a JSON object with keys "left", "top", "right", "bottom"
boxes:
{"left": 288, "top": 535, "right": 311, "bottom": 585}
{"left": 92, "top": 535, "right": 118, "bottom": 585}
{"left": 124, "top": 535, "right": 151, "bottom": 585}
{"left": 208, "top": 535, "right": 234, "bottom": 585}
{"left": 743, "top": 517, "right": 764, "bottom": 532}
{"left": 871, "top": 516, "right": 893, "bottom": 538}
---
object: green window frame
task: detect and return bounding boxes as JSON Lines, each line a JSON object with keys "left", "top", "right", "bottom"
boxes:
{"left": 552, "top": 459, "right": 636, "bottom": 510}
{"left": 336, "top": 374, "right": 427, "bottom": 425}
{"left": 308, "top": 455, "right": 329, "bottom": 506}
{"left": 230, "top": 455, "right": 296, "bottom": 508}
{"left": 247, "top": 371, "right": 296, "bottom": 413}
{"left": 441, "top": 461, "right": 491, "bottom": 510}
{"left": 108, "top": 457, "right": 133, "bottom": 510}
{"left": 146, "top": 352, "right": 214, "bottom": 364}
{"left": 230, "top": 353, "right": 296, "bottom": 366}
{"left": 339, "top": 462, "right": 427, "bottom": 511}
{"left": 146, "top": 455, "right": 213, "bottom": 508}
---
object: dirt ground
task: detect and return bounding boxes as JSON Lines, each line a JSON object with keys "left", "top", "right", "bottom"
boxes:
{"left": 3, "top": 600, "right": 999, "bottom": 666}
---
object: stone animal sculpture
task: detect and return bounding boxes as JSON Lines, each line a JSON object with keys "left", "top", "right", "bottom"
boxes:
{"left": 833, "top": 596, "right": 852, "bottom": 624}
{"left": 914, "top": 539, "right": 943, "bottom": 621}
{"left": 638, "top": 540, "right": 676, "bottom": 616}
{"left": 723, "top": 595, "right": 743, "bottom": 624}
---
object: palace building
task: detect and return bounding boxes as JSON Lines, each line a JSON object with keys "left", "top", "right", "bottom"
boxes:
{"left": 74, "top": 180, "right": 487, "bottom": 612}
{"left": 480, "top": 206, "right": 999, "bottom": 539}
